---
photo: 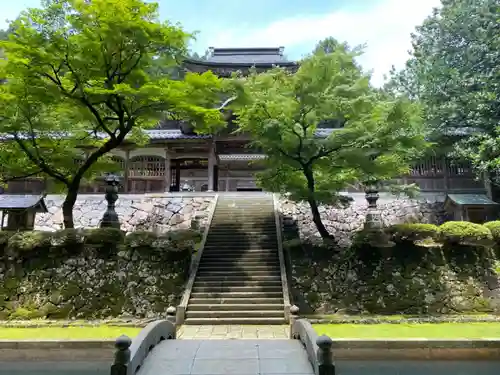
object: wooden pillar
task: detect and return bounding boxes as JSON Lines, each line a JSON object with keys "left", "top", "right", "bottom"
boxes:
{"left": 175, "top": 160, "right": 180, "bottom": 191}
{"left": 123, "top": 150, "right": 130, "bottom": 193}
{"left": 208, "top": 156, "right": 215, "bottom": 192}
{"left": 213, "top": 165, "right": 219, "bottom": 191}
{"left": 164, "top": 149, "right": 171, "bottom": 192}
{"left": 442, "top": 157, "right": 449, "bottom": 192}
{"left": 207, "top": 141, "right": 217, "bottom": 192}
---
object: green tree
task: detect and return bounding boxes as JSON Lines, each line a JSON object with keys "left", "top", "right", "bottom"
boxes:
{"left": 387, "top": 0, "right": 500, "bottom": 190}
{"left": 231, "top": 45, "right": 428, "bottom": 239}
{"left": 0, "top": 0, "right": 224, "bottom": 228}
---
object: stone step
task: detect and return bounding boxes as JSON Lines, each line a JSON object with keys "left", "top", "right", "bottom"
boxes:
{"left": 202, "top": 250, "right": 278, "bottom": 256}
{"left": 213, "top": 210, "right": 273, "bottom": 214}
{"left": 202, "top": 249, "right": 278, "bottom": 254}
{"left": 206, "top": 234, "right": 277, "bottom": 239}
{"left": 190, "top": 291, "right": 283, "bottom": 298}
{"left": 201, "top": 256, "right": 279, "bottom": 263}
{"left": 203, "top": 242, "right": 278, "bottom": 249}
{"left": 195, "top": 275, "right": 282, "bottom": 282}
{"left": 185, "top": 310, "right": 284, "bottom": 319}
{"left": 199, "top": 256, "right": 280, "bottom": 262}
{"left": 202, "top": 248, "right": 278, "bottom": 254}
{"left": 204, "top": 241, "right": 277, "bottom": 246}
{"left": 192, "top": 285, "right": 282, "bottom": 293}
{"left": 211, "top": 218, "right": 274, "bottom": 222}
{"left": 207, "top": 229, "right": 277, "bottom": 234}
{"left": 199, "top": 260, "right": 280, "bottom": 267}
{"left": 197, "top": 265, "right": 280, "bottom": 272}
{"left": 191, "top": 280, "right": 282, "bottom": 287}
{"left": 213, "top": 215, "right": 273, "bottom": 217}
{"left": 187, "top": 304, "right": 284, "bottom": 312}
{"left": 183, "top": 317, "right": 286, "bottom": 325}
{"left": 196, "top": 270, "right": 280, "bottom": 277}
{"left": 189, "top": 297, "right": 283, "bottom": 305}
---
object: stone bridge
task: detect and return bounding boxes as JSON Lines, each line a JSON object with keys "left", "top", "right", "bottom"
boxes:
{"left": 109, "top": 317, "right": 333, "bottom": 375}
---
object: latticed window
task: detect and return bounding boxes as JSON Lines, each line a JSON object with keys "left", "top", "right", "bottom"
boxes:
{"left": 129, "top": 156, "right": 165, "bottom": 177}
{"left": 109, "top": 156, "right": 125, "bottom": 176}
{"left": 409, "top": 156, "right": 444, "bottom": 176}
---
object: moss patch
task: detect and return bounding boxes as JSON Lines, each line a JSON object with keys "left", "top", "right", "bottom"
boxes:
{"left": 313, "top": 322, "right": 500, "bottom": 338}
{"left": 0, "top": 326, "right": 141, "bottom": 340}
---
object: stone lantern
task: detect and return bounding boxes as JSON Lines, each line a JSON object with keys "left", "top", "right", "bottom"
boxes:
{"left": 363, "top": 183, "right": 393, "bottom": 248}
{"left": 100, "top": 173, "right": 121, "bottom": 229}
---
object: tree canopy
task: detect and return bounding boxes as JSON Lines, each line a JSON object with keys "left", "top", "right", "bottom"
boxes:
{"left": 0, "top": 0, "right": 225, "bottom": 227}
{"left": 388, "top": 0, "right": 500, "bottom": 185}
{"left": 231, "top": 41, "right": 429, "bottom": 239}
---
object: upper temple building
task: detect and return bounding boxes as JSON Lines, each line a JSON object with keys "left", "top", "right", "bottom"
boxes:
{"left": 3, "top": 47, "right": 486, "bottom": 196}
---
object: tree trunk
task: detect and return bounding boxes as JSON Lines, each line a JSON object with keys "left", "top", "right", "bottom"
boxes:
{"left": 303, "top": 166, "right": 333, "bottom": 240}
{"left": 307, "top": 197, "right": 333, "bottom": 239}
{"left": 62, "top": 184, "right": 79, "bottom": 229}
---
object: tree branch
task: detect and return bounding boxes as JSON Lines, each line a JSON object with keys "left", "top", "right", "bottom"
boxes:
{"left": 12, "top": 134, "right": 69, "bottom": 185}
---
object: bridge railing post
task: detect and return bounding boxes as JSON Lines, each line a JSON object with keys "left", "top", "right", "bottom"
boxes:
{"left": 289, "top": 305, "right": 299, "bottom": 339}
{"left": 166, "top": 306, "right": 177, "bottom": 338}
{"left": 316, "top": 335, "right": 335, "bottom": 375}
{"left": 110, "top": 334, "right": 131, "bottom": 375}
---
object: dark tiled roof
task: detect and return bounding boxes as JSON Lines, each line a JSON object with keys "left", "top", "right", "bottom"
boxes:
{"left": 0, "top": 194, "right": 48, "bottom": 212}
{"left": 146, "top": 129, "right": 211, "bottom": 140}
{"left": 446, "top": 193, "right": 498, "bottom": 206}
{"left": 206, "top": 47, "right": 290, "bottom": 65}
{"left": 1, "top": 128, "right": 340, "bottom": 141}
{"left": 0, "top": 129, "right": 211, "bottom": 141}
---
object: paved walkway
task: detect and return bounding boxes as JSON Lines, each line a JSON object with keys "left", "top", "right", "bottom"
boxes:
{"left": 177, "top": 325, "right": 289, "bottom": 340}
{"left": 137, "top": 339, "right": 314, "bottom": 375}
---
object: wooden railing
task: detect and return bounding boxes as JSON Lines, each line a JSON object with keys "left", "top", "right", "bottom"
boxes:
{"left": 3, "top": 156, "right": 486, "bottom": 194}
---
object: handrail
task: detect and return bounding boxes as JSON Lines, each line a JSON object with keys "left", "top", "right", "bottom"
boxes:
{"left": 176, "top": 193, "right": 219, "bottom": 324}
{"left": 291, "top": 318, "right": 335, "bottom": 375}
{"left": 110, "top": 320, "right": 176, "bottom": 375}
{"left": 273, "top": 193, "right": 291, "bottom": 322}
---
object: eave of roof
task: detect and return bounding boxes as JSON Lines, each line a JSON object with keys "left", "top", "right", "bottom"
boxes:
{"left": 0, "top": 128, "right": 339, "bottom": 141}
{"left": 183, "top": 58, "right": 298, "bottom": 69}
{"left": 0, "top": 194, "right": 48, "bottom": 212}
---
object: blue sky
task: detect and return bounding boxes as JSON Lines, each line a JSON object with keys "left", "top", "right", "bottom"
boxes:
{"left": 0, "top": 0, "right": 441, "bottom": 86}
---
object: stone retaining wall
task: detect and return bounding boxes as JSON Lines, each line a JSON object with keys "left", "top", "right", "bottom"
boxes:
{"left": 280, "top": 194, "right": 446, "bottom": 247}
{"left": 35, "top": 194, "right": 216, "bottom": 234}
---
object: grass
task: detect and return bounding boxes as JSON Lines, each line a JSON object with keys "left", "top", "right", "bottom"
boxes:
{"left": 0, "top": 326, "right": 142, "bottom": 340}
{"left": 313, "top": 323, "right": 500, "bottom": 339}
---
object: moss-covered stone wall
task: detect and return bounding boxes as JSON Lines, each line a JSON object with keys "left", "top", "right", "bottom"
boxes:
{"left": 0, "top": 228, "right": 200, "bottom": 320}
{"left": 284, "top": 221, "right": 500, "bottom": 315}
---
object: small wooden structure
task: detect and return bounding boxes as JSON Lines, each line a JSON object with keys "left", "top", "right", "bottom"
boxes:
{"left": 0, "top": 194, "right": 48, "bottom": 231}
{"left": 444, "top": 194, "right": 499, "bottom": 223}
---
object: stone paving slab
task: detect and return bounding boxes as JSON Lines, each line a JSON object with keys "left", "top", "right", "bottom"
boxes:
{"left": 137, "top": 339, "right": 314, "bottom": 375}
{"left": 177, "top": 325, "right": 289, "bottom": 340}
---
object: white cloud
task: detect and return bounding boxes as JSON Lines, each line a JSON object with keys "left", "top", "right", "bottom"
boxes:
{"left": 208, "top": 0, "right": 441, "bottom": 87}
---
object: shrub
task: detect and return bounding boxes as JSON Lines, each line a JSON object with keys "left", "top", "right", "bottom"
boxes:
{"left": 124, "top": 231, "right": 158, "bottom": 249}
{"left": 50, "top": 229, "right": 85, "bottom": 248}
{"left": 438, "top": 221, "right": 492, "bottom": 246}
{"left": 84, "top": 228, "right": 124, "bottom": 246}
{"left": 164, "top": 229, "right": 202, "bottom": 252}
{"left": 386, "top": 223, "right": 438, "bottom": 242}
{"left": 7, "top": 231, "right": 52, "bottom": 253}
{"left": 0, "top": 231, "right": 14, "bottom": 255}
{"left": 484, "top": 221, "right": 500, "bottom": 243}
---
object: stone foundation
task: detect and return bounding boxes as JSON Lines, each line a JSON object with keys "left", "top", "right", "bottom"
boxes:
{"left": 280, "top": 193, "right": 446, "bottom": 247}
{"left": 35, "top": 194, "right": 216, "bottom": 234}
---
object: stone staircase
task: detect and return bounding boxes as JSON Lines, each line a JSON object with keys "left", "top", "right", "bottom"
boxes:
{"left": 184, "top": 193, "right": 285, "bottom": 325}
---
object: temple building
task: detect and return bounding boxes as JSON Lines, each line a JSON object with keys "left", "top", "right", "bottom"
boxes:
{"left": 2, "top": 47, "right": 487, "bottom": 195}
